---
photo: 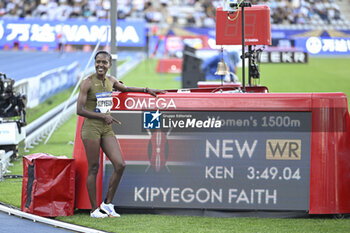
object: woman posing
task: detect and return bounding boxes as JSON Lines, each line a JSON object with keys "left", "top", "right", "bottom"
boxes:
{"left": 77, "top": 50, "right": 164, "bottom": 218}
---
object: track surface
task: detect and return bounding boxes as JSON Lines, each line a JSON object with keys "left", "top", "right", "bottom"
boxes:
{"left": 0, "top": 211, "right": 73, "bottom": 233}
{"left": 0, "top": 50, "right": 143, "bottom": 81}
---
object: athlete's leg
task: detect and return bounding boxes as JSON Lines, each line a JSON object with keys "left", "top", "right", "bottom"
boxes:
{"left": 101, "top": 136, "right": 126, "bottom": 203}
{"left": 82, "top": 138, "right": 101, "bottom": 211}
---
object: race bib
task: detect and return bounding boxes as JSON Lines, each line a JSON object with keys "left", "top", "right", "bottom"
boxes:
{"left": 95, "top": 92, "right": 113, "bottom": 113}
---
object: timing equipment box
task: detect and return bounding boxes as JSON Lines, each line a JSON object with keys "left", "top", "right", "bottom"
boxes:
{"left": 216, "top": 5, "right": 271, "bottom": 46}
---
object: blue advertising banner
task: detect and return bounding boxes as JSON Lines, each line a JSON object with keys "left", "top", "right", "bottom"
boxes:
{"left": 0, "top": 18, "right": 146, "bottom": 49}
{"left": 185, "top": 27, "right": 350, "bottom": 40}
{"left": 185, "top": 27, "right": 350, "bottom": 55}
{"left": 295, "top": 37, "right": 350, "bottom": 55}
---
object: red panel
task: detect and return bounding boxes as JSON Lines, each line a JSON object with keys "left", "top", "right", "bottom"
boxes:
{"left": 216, "top": 5, "right": 271, "bottom": 45}
{"left": 308, "top": 93, "right": 350, "bottom": 214}
{"left": 156, "top": 58, "right": 182, "bottom": 73}
{"left": 21, "top": 153, "right": 75, "bottom": 217}
{"left": 119, "top": 138, "right": 194, "bottom": 162}
{"left": 119, "top": 139, "right": 149, "bottom": 161}
{"left": 111, "top": 92, "right": 313, "bottom": 111}
{"left": 72, "top": 116, "right": 104, "bottom": 209}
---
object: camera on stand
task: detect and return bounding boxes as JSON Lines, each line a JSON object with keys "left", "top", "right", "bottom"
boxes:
{"left": 0, "top": 73, "right": 27, "bottom": 159}
{"left": 244, "top": 47, "right": 263, "bottom": 85}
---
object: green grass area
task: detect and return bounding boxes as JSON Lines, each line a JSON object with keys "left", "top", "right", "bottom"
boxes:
{"left": 26, "top": 87, "right": 76, "bottom": 124}
{"left": 0, "top": 159, "right": 23, "bottom": 208}
{"left": 255, "top": 57, "right": 350, "bottom": 95}
{"left": 56, "top": 213, "right": 350, "bottom": 233}
{"left": 121, "top": 58, "right": 180, "bottom": 89}
{"left": 1, "top": 57, "right": 350, "bottom": 232}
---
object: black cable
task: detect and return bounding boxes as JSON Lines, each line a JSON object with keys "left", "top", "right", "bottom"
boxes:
{"left": 2, "top": 174, "right": 23, "bottom": 179}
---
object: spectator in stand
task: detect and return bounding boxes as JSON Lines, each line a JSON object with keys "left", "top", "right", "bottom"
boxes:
{"left": 19, "top": 1, "right": 37, "bottom": 18}
{"left": 202, "top": 0, "right": 216, "bottom": 27}
{"left": 32, "top": 0, "right": 48, "bottom": 18}
{"left": 192, "top": 0, "right": 205, "bottom": 27}
{"left": 3, "top": 0, "right": 19, "bottom": 17}
{"left": 95, "top": 0, "right": 108, "bottom": 19}
{"left": 33, "top": 0, "right": 59, "bottom": 20}
{"left": 56, "top": 0, "right": 73, "bottom": 21}
{"left": 82, "top": 0, "right": 99, "bottom": 20}
{"left": 314, "top": 0, "right": 330, "bottom": 23}
{"left": 328, "top": 4, "right": 341, "bottom": 21}
{"left": 0, "top": 2, "right": 6, "bottom": 17}
{"left": 160, "top": 0, "right": 171, "bottom": 24}
{"left": 70, "top": 0, "right": 84, "bottom": 18}
{"left": 333, "top": 5, "right": 341, "bottom": 21}
{"left": 144, "top": 1, "right": 162, "bottom": 23}
{"left": 116, "top": 0, "right": 134, "bottom": 20}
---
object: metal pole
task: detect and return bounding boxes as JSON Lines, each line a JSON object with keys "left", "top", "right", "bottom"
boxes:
{"left": 241, "top": 4, "right": 246, "bottom": 93}
{"left": 231, "top": 2, "right": 252, "bottom": 92}
{"left": 248, "top": 45, "right": 252, "bottom": 86}
{"left": 110, "top": 0, "right": 117, "bottom": 78}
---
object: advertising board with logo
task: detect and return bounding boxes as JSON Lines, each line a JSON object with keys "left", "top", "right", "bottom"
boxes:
{"left": 101, "top": 95, "right": 312, "bottom": 211}
{"left": 148, "top": 35, "right": 210, "bottom": 58}
{"left": 295, "top": 37, "right": 350, "bottom": 55}
{"left": 0, "top": 18, "right": 146, "bottom": 49}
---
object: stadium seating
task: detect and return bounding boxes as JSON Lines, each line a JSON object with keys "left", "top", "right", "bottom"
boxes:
{"left": 0, "top": 0, "right": 348, "bottom": 29}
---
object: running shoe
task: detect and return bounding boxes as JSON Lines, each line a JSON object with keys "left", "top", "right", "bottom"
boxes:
{"left": 100, "top": 202, "right": 120, "bottom": 217}
{"left": 90, "top": 208, "right": 108, "bottom": 218}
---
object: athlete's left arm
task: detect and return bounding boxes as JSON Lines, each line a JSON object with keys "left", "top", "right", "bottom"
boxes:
{"left": 109, "top": 76, "right": 165, "bottom": 97}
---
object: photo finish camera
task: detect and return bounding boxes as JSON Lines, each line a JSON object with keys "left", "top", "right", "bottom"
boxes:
{"left": 0, "top": 73, "right": 26, "bottom": 125}
{"left": 0, "top": 73, "right": 27, "bottom": 158}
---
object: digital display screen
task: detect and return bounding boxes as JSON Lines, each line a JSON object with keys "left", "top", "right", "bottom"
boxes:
{"left": 103, "top": 111, "right": 311, "bottom": 210}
